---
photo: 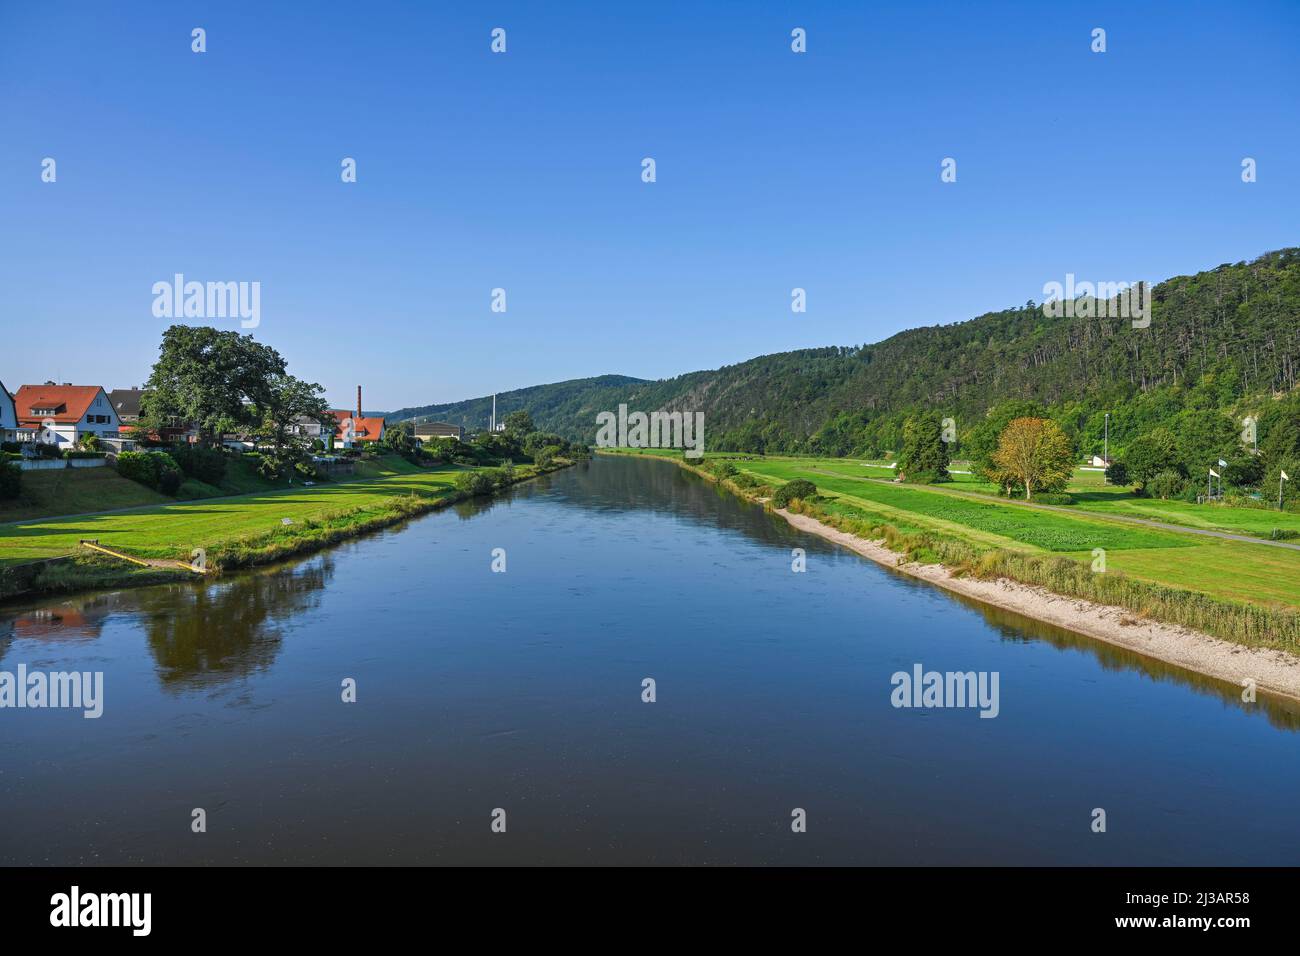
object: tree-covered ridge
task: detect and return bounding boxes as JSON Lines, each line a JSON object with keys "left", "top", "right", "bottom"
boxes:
{"left": 394, "top": 247, "right": 1300, "bottom": 465}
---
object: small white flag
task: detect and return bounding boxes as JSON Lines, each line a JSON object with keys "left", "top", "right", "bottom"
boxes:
{"left": 1209, "top": 468, "right": 1220, "bottom": 479}
{"left": 1283, "top": 470, "right": 1291, "bottom": 482}
{"left": 1218, "top": 459, "right": 1228, "bottom": 467}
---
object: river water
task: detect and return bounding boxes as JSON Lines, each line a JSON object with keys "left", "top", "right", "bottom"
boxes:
{"left": 2, "top": 454, "right": 1297, "bottom": 865}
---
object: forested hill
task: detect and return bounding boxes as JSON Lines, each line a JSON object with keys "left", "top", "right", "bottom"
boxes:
{"left": 387, "top": 374, "right": 654, "bottom": 433}
{"left": 394, "top": 248, "right": 1300, "bottom": 454}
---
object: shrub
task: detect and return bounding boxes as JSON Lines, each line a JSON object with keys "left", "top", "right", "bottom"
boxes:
{"left": 1147, "top": 470, "right": 1188, "bottom": 500}
{"left": 0, "top": 462, "right": 20, "bottom": 500}
{"left": 0, "top": 441, "right": 19, "bottom": 453}
{"left": 1033, "top": 492, "right": 1075, "bottom": 505}
{"left": 453, "top": 470, "right": 496, "bottom": 496}
{"left": 711, "top": 461, "right": 739, "bottom": 479}
{"left": 1103, "top": 461, "right": 1130, "bottom": 486}
{"left": 116, "top": 450, "right": 183, "bottom": 494}
{"left": 62, "top": 450, "right": 104, "bottom": 459}
{"left": 170, "top": 444, "right": 227, "bottom": 485}
{"left": 34, "top": 441, "right": 61, "bottom": 459}
{"left": 773, "top": 478, "right": 818, "bottom": 508}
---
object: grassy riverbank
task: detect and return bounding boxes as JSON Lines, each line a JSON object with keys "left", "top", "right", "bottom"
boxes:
{"left": 601, "top": 449, "right": 1300, "bottom": 652}
{"left": 0, "top": 456, "right": 570, "bottom": 601}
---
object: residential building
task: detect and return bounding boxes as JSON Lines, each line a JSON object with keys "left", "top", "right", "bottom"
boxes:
{"left": 107, "top": 387, "right": 146, "bottom": 424}
{"left": 0, "top": 380, "right": 16, "bottom": 443}
{"left": 328, "top": 385, "right": 385, "bottom": 449}
{"left": 13, "top": 383, "right": 122, "bottom": 448}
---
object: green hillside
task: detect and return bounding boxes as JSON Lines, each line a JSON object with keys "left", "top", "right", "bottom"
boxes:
{"left": 392, "top": 248, "right": 1300, "bottom": 462}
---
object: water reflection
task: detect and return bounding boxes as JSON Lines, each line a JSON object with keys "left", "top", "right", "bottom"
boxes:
{"left": 0, "top": 455, "right": 1296, "bottom": 730}
{"left": 137, "top": 556, "right": 333, "bottom": 688}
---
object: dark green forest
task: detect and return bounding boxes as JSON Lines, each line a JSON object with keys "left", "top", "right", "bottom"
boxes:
{"left": 392, "top": 247, "right": 1300, "bottom": 495}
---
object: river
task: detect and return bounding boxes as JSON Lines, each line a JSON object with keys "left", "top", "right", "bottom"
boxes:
{"left": 2, "top": 454, "right": 1297, "bottom": 865}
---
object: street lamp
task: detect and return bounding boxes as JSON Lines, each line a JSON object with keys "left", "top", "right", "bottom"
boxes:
{"left": 1104, "top": 412, "right": 1109, "bottom": 465}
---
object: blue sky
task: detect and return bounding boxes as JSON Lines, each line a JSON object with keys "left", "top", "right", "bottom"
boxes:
{"left": 1, "top": 1, "right": 1297, "bottom": 411}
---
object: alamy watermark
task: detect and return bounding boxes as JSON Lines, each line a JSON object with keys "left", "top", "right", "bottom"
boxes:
{"left": 596, "top": 404, "right": 704, "bottom": 458}
{"left": 1041, "top": 274, "right": 1151, "bottom": 329}
{"left": 152, "top": 273, "right": 260, "bottom": 328}
{"left": 1, "top": 665, "right": 103, "bottom": 718}
{"left": 891, "top": 663, "right": 999, "bottom": 718}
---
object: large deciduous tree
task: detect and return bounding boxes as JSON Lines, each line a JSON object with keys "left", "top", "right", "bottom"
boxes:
{"left": 991, "top": 417, "right": 1074, "bottom": 500}
{"left": 140, "top": 326, "right": 288, "bottom": 448}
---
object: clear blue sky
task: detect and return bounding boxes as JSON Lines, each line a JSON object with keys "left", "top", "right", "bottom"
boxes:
{"left": 2, "top": 1, "right": 1297, "bottom": 411}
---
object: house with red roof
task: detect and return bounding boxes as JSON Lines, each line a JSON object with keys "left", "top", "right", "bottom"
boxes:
{"left": 328, "top": 386, "right": 385, "bottom": 449}
{"left": 13, "top": 383, "right": 122, "bottom": 449}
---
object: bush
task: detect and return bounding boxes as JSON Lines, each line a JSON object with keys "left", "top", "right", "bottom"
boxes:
{"left": 170, "top": 444, "right": 227, "bottom": 485}
{"left": 34, "top": 441, "right": 61, "bottom": 459}
{"left": 62, "top": 450, "right": 104, "bottom": 460}
{"left": 0, "top": 462, "right": 20, "bottom": 500}
{"left": 0, "top": 441, "right": 19, "bottom": 453}
{"left": 773, "top": 478, "right": 818, "bottom": 508}
{"left": 710, "top": 461, "right": 739, "bottom": 479}
{"left": 1147, "top": 470, "right": 1188, "bottom": 500}
{"left": 1033, "top": 492, "right": 1075, "bottom": 505}
{"left": 1104, "top": 461, "right": 1130, "bottom": 486}
{"left": 453, "top": 471, "right": 496, "bottom": 496}
{"left": 116, "top": 450, "right": 183, "bottom": 494}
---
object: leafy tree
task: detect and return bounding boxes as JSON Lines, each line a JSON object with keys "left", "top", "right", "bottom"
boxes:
{"left": 502, "top": 410, "right": 535, "bottom": 437}
{"left": 966, "top": 401, "right": 1047, "bottom": 484}
{"left": 523, "top": 431, "right": 565, "bottom": 458}
{"left": 140, "top": 326, "right": 288, "bottom": 448}
{"left": 990, "top": 417, "right": 1074, "bottom": 500}
{"left": 1122, "top": 427, "right": 1183, "bottom": 490}
{"left": 1264, "top": 457, "right": 1300, "bottom": 507}
{"left": 898, "top": 413, "right": 950, "bottom": 483}
{"left": 382, "top": 421, "right": 418, "bottom": 459}
{"left": 253, "top": 373, "right": 331, "bottom": 479}
{"left": 1103, "top": 460, "right": 1130, "bottom": 486}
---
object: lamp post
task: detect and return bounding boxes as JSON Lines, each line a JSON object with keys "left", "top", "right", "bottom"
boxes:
{"left": 1104, "top": 412, "right": 1109, "bottom": 467}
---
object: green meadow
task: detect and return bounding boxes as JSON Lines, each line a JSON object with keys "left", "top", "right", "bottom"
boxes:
{"left": 0, "top": 458, "right": 468, "bottom": 567}
{"left": 601, "top": 449, "right": 1300, "bottom": 612}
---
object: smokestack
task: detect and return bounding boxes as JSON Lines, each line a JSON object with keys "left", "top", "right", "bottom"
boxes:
{"left": 492, "top": 393, "right": 496, "bottom": 431}
{"left": 356, "top": 385, "right": 362, "bottom": 422}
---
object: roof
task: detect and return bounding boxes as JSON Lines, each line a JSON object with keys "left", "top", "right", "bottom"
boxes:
{"left": 414, "top": 421, "right": 463, "bottom": 435}
{"left": 108, "top": 388, "right": 146, "bottom": 419}
{"left": 328, "top": 409, "right": 386, "bottom": 442}
{"left": 14, "top": 385, "right": 111, "bottom": 425}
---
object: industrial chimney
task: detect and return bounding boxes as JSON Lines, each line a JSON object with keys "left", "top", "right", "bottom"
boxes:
{"left": 356, "top": 385, "right": 362, "bottom": 423}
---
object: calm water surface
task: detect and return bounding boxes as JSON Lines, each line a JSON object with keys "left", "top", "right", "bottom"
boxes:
{"left": 2, "top": 455, "right": 1298, "bottom": 865}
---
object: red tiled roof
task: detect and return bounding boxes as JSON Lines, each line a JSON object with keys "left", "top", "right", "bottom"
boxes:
{"left": 14, "top": 385, "right": 108, "bottom": 425}
{"left": 328, "top": 409, "right": 385, "bottom": 442}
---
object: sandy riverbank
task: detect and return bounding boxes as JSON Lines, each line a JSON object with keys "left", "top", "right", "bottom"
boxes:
{"left": 776, "top": 507, "right": 1300, "bottom": 702}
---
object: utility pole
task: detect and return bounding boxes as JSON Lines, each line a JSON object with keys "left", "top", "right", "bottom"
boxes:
{"left": 1104, "top": 412, "right": 1109, "bottom": 465}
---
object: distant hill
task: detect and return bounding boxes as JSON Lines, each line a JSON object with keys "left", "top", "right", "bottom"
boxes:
{"left": 387, "top": 374, "right": 653, "bottom": 434}
{"left": 390, "top": 248, "right": 1300, "bottom": 453}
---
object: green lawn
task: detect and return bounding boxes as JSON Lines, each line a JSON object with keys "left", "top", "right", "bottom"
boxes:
{"left": 606, "top": 450, "right": 1300, "bottom": 611}
{"left": 0, "top": 462, "right": 469, "bottom": 567}
{"left": 0, "top": 467, "right": 172, "bottom": 522}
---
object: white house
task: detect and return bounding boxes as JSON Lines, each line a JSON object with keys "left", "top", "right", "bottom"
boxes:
{"left": 0, "top": 380, "right": 17, "bottom": 443}
{"left": 13, "top": 383, "right": 122, "bottom": 448}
